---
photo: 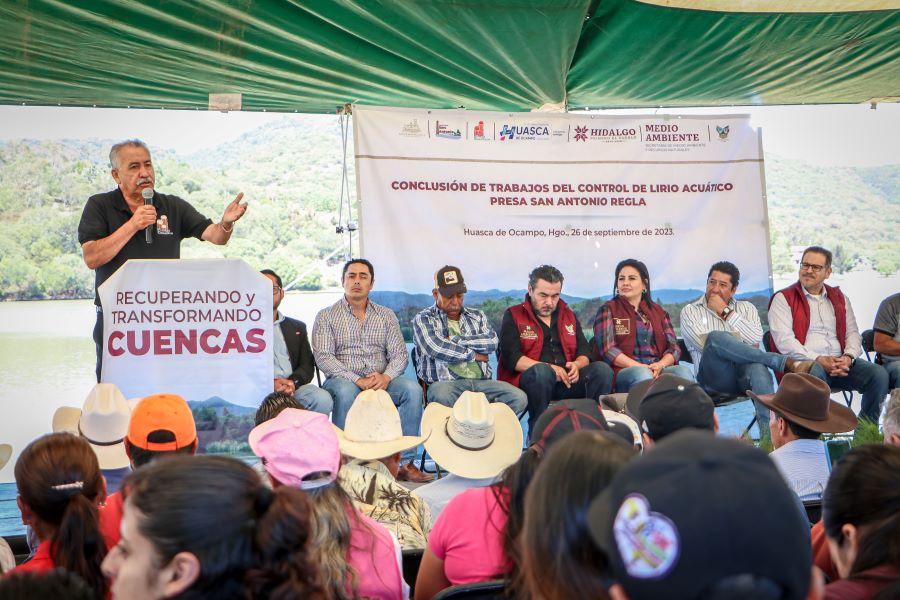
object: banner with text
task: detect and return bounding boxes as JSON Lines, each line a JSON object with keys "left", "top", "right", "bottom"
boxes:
{"left": 354, "top": 105, "right": 771, "bottom": 299}
{"left": 99, "top": 259, "right": 272, "bottom": 406}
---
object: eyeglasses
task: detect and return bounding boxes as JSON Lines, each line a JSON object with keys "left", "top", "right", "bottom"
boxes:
{"left": 799, "top": 263, "right": 827, "bottom": 273}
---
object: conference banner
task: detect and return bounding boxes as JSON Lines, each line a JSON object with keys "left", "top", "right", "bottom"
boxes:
{"left": 98, "top": 258, "right": 272, "bottom": 407}
{"left": 354, "top": 105, "right": 772, "bottom": 308}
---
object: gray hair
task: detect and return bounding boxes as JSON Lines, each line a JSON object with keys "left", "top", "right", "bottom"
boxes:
{"left": 883, "top": 389, "right": 900, "bottom": 439}
{"left": 528, "top": 265, "right": 564, "bottom": 289}
{"left": 109, "top": 139, "right": 150, "bottom": 170}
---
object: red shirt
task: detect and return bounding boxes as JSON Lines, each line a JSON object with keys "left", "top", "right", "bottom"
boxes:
{"left": 9, "top": 540, "right": 54, "bottom": 573}
{"left": 99, "top": 490, "right": 124, "bottom": 549}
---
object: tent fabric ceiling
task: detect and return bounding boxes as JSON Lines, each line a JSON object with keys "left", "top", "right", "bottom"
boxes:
{"left": 0, "top": 0, "right": 897, "bottom": 113}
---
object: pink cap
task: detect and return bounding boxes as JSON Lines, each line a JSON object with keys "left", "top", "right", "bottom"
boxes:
{"left": 248, "top": 409, "right": 339, "bottom": 489}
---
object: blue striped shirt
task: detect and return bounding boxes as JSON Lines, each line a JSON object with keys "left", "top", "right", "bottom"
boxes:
{"left": 769, "top": 439, "right": 830, "bottom": 501}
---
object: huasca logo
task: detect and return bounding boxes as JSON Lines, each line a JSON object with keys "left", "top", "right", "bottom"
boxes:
{"left": 499, "top": 124, "right": 550, "bottom": 141}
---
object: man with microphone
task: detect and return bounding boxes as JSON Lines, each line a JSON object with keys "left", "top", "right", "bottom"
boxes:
{"left": 78, "top": 139, "right": 248, "bottom": 381}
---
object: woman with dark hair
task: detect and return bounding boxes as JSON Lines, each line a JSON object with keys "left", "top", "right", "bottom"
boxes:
{"left": 522, "top": 430, "right": 635, "bottom": 600}
{"left": 10, "top": 433, "right": 108, "bottom": 597}
{"left": 823, "top": 443, "right": 900, "bottom": 600}
{"left": 101, "top": 454, "right": 324, "bottom": 600}
{"left": 593, "top": 258, "right": 693, "bottom": 391}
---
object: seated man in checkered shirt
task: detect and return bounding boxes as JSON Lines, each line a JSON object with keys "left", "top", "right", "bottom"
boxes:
{"left": 412, "top": 265, "right": 526, "bottom": 417}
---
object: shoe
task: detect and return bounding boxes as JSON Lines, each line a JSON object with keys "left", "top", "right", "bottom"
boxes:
{"left": 785, "top": 359, "right": 816, "bottom": 375}
{"left": 397, "top": 462, "right": 434, "bottom": 483}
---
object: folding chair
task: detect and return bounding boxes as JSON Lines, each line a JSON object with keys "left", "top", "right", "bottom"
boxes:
{"left": 410, "top": 346, "right": 441, "bottom": 477}
{"left": 433, "top": 580, "right": 506, "bottom": 600}
{"left": 861, "top": 329, "right": 880, "bottom": 364}
{"left": 762, "top": 331, "right": 853, "bottom": 408}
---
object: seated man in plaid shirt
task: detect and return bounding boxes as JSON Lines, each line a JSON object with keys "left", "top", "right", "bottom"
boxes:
{"left": 413, "top": 266, "right": 527, "bottom": 417}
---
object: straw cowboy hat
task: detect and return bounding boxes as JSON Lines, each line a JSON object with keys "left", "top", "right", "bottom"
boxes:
{"left": 52, "top": 383, "right": 131, "bottom": 469}
{"left": 748, "top": 373, "right": 857, "bottom": 433}
{"left": 334, "top": 389, "right": 428, "bottom": 460}
{"left": 421, "top": 391, "right": 523, "bottom": 479}
{"left": 0, "top": 444, "right": 11, "bottom": 471}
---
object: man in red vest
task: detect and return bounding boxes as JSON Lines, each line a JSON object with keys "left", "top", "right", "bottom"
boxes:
{"left": 768, "top": 246, "right": 889, "bottom": 422}
{"left": 498, "top": 265, "right": 613, "bottom": 431}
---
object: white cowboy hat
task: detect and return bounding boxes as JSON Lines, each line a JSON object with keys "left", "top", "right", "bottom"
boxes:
{"left": 52, "top": 383, "right": 131, "bottom": 470}
{"left": 334, "top": 389, "right": 428, "bottom": 460}
{"left": 0, "top": 444, "right": 11, "bottom": 471}
{"left": 421, "top": 391, "right": 523, "bottom": 479}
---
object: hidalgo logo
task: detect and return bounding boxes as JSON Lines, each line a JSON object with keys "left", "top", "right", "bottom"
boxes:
{"left": 499, "top": 124, "right": 550, "bottom": 141}
{"left": 574, "top": 125, "right": 588, "bottom": 142}
{"left": 716, "top": 125, "right": 730, "bottom": 141}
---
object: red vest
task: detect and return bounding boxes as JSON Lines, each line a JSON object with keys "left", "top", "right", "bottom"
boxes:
{"left": 603, "top": 296, "right": 669, "bottom": 375}
{"left": 498, "top": 296, "right": 579, "bottom": 388}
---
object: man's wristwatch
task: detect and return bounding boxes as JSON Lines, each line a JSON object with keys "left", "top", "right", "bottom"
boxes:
{"left": 721, "top": 307, "right": 732, "bottom": 318}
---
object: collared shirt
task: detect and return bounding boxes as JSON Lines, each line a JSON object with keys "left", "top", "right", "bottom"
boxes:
{"left": 272, "top": 311, "right": 294, "bottom": 378}
{"left": 338, "top": 459, "right": 433, "bottom": 550}
{"left": 873, "top": 292, "right": 900, "bottom": 362}
{"left": 769, "top": 286, "right": 862, "bottom": 360}
{"left": 596, "top": 303, "right": 680, "bottom": 364}
{"left": 681, "top": 295, "right": 764, "bottom": 369}
{"left": 412, "top": 473, "right": 496, "bottom": 520}
{"left": 770, "top": 438, "right": 830, "bottom": 501}
{"left": 10, "top": 540, "right": 54, "bottom": 574}
{"left": 412, "top": 304, "right": 498, "bottom": 383}
{"left": 312, "top": 296, "right": 408, "bottom": 381}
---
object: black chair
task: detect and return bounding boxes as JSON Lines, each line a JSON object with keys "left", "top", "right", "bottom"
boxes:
{"left": 433, "top": 580, "right": 506, "bottom": 600}
{"left": 762, "top": 331, "right": 853, "bottom": 408}
{"left": 677, "top": 338, "right": 758, "bottom": 439}
{"left": 4, "top": 534, "right": 31, "bottom": 566}
{"left": 410, "top": 346, "right": 441, "bottom": 477}
{"left": 861, "top": 329, "right": 880, "bottom": 364}
{"left": 402, "top": 548, "right": 424, "bottom": 596}
{"left": 803, "top": 499, "right": 822, "bottom": 526}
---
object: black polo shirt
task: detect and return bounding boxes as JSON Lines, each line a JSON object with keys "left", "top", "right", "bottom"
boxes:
{"left": 77, "top": 188, "right": 212, "bottom": 305}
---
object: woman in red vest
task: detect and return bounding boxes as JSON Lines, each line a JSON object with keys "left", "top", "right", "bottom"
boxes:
{"left": 593, "top": 259, "right": 694, "bottom": 392}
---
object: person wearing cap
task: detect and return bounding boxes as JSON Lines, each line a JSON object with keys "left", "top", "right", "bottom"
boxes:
{"left": 313, "top": 258, "right": 430, "bottom": 482}
{"left": 261, "top": 268, "right": 333, "bottom": 414}
{"left": 769, "top": 245, "right": 889, "bottom": 422}
{"left": 52, "top": 383, "right": 133, "bottom": 493}
{"left": 681, "top": 261, "right": 815, "bottom": 425}
{"left": 336, "top": 390, "right": 433, "bottom": 550}
{"left": 413, "top": 391, "right": 523, "bottom": 519}
{"left": 751, "top": 373, "right": 857, "bottom": 501}
{"left": 98, "top": 393, "right": 199, "bottom": 549}
{"left": 590, "top": 430, "right": 815, "bottom": 600}
{"left": 250, "top": 408, "right": 408, "bottom": 600}
{"left": 623, "top": 374, "right": 718, "bottom": 449}
{"left": 413, "top": 265, "right": 527, "bottom": 417}
{"left": 498, "top": 264, "right": 614, "bottom": 431}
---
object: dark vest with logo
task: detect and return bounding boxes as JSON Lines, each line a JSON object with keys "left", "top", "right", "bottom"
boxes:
{"left": 498, "top": 296, "right": 579, "bottom": 388}
{"left": 603, "top": 296, "right": 669, "bottom": 375}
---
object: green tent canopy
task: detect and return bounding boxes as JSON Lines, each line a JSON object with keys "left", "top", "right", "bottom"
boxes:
{"left": 0, "top": 0, "right": 897, "bottom": 112}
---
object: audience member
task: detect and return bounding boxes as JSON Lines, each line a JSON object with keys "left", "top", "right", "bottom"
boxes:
{"left": 624, "top": 374, "right": 717, "bottom": 448}
{"left": 769, "top": 246, "right": 888, "bottom": 422}
{"left": 254, "top": 391, "right": 303, "bottom": 427}
{"left": 823, "top": 444, "right": 900, "bottom": 600}
{"left": 102, "top": 454, "right": 323, "bottom": 600}
{"left": 10, "top": 433, "right": 108, "bottom": 599}
{"left": 750, "top": 373, "right": 857, "bottom": 501}
{"left": 498, "top": 264, "right": 613, "bottom": 431}
{"left": 590, "top": 430, "right": 813, "bottom": 600}
{"left": 313, "top": 258, "right": 430, "bottom": 482}
{"left": 413, "top": 265, "right": 526, "bottom": 416}
{"left": 873, "top": 292, "right": 900, "bottom": 389}
{"left": 262, "top": 268, "right": 333, "bottom": 414}
{"left": 414, "top": 391, "right": 523, "bottom": 519}
{"left": 0, "top": 443, "right": 13, "bottom": 575}
{"left": 593, "top": 259, "right": 693, "bottom": 392}
{"left": 522, "top": 430, "right": 635, "bottom": 600}
{"left": 0, "top": 569, "right": 96, "bottom": 600}
{"left": 883, "top": 389, "right": 900, "bottom": 446}
{"left": 250, "top": 408, "right": 407, "bottom": 600}
{"left": 52, "top": 383, "right": 132, "bottom": 493}
{"left": 335, "top": 390, "right": 432, "bottom": 549}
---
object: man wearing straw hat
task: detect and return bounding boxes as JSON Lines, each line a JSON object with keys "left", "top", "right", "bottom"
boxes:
{"left": 335, "top": 390, "right": 433, "bottom": 549}
{"left": 750, "top": 372, "right": 858, "bottom": 501}
{"left": 414, "top": 391, "right": 523, "bottom": 518}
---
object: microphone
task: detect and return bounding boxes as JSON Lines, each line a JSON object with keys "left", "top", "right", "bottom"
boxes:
{"left": 141, "top": 188, "right": 154, "bottom": 245}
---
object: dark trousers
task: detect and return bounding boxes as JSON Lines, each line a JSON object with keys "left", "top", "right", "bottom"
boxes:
{"left": 93, "top": 308, "right": 103, "bottom": 382}
{"left": 519, "top": 361, "right": 614, "bottom": 433}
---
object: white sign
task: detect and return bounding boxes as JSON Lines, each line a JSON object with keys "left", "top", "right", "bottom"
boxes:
{"left": 99, "top": 258, "right": 272, "bottom": 406}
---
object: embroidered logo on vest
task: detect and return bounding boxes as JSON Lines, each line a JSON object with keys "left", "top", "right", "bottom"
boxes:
{"left": 564, "top": 324, "right": 575, "bottom": 336}
{"left": 614, "top": 318, "right": 631, "bottom": 336}
{"left": 519, "top": 324, "right": 538, "bottom": 340}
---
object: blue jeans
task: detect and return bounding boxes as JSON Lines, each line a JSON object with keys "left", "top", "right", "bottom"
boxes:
{"left": 518, "top": 362, "right": 614, "bottom": 433}
{"left": 615, "top": 363, "right": 695, "bottom": 392}
{"left": 884, "top": 360, "right": 900, "bottom": 390}
{"left": 697, "top": 331, "right": 783, "bottom": 423}
{"left": 323, "top": 376, "right": 423, "bottom": 463}
{"left": 294, "top": 384, "right": 334, "bottom": 415}
{"left": 809, "top": 359, "right": 890, "bottom": 423}
{"left": 426, "top": 379, "right": 527, "bottom": 418}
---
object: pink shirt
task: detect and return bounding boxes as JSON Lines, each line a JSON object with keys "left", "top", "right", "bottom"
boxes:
{"left": 348, "top": 511, "right": 405, "bottom": 599}
{"left": 428, "top": 486, "right": 510, "bottom": 585}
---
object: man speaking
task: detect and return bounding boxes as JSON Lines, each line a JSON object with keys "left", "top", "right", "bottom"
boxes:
{"left": 78, "top": 139, "right": 248, "bottom": 381}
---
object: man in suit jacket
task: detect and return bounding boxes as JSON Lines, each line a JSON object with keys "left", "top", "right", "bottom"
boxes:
{"left": 262, "top": 269, "right": 332, "bottom": 414}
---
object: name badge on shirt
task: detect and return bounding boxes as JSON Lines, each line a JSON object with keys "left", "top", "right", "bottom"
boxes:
{"left": 519, "top": 324, "right": 538, "bottom": 340}
{"left": 614, "top": 318, "right": 631, "bottom": 336}
{"left": 156, "top": 215, "right": 173, "bottom": 236}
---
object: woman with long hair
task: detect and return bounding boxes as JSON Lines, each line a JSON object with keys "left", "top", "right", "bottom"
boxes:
{"left": 11, "top": 433, "right": 108, "bottom": 597}
{"left": 101, "top": 454, "right": 324, "bottom": 600}
{"left": 522, "top": 430, "right": 635, "bottom": 600}
{"left": 593, "top": 258, "right": 693, "bottom": 391}
{"left": 823, "top": 443, "right": 900, "bottom": 600}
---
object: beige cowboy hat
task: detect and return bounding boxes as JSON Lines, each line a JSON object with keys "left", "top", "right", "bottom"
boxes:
{"left": 52, "top": 383, "right": 131, "bottom": 469}
{"left": 421, "top": 391, "right": 523, "bottom": 479}
{"left": 748, "top": 373, "right": 857, "bottom": 434}
{"left": 334, "top": 389, "right": 429, "bottom": 460}
{"left": 0, "top": 444, "right": 11, "bottom": 471}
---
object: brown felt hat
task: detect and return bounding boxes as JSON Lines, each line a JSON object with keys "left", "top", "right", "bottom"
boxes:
{"left": 748, "top": 373, "right": 857, "bottom": 433}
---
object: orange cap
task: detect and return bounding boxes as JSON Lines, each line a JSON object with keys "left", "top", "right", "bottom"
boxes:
{"left": 128, "top": 394, "right": 197, "bottom": 451}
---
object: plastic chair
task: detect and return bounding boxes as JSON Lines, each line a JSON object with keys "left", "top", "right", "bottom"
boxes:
{"left": 861, "top": 329, "right": 880, "bottom": 364}
{"left": 433, "top": 580, "right": 506, "bottom": 600}
{"left": 803, "top": 499, "right": 822, "bottom": 526}
{"left": 402, "top": 548, "right": 424, "bottom": 596}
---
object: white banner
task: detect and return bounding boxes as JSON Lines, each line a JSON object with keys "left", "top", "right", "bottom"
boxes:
{"left": 99, "top": 258, "right": 272, "bottom": 407}
{"left": 354, "top": 105, "right": 772, "bottom": 299}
